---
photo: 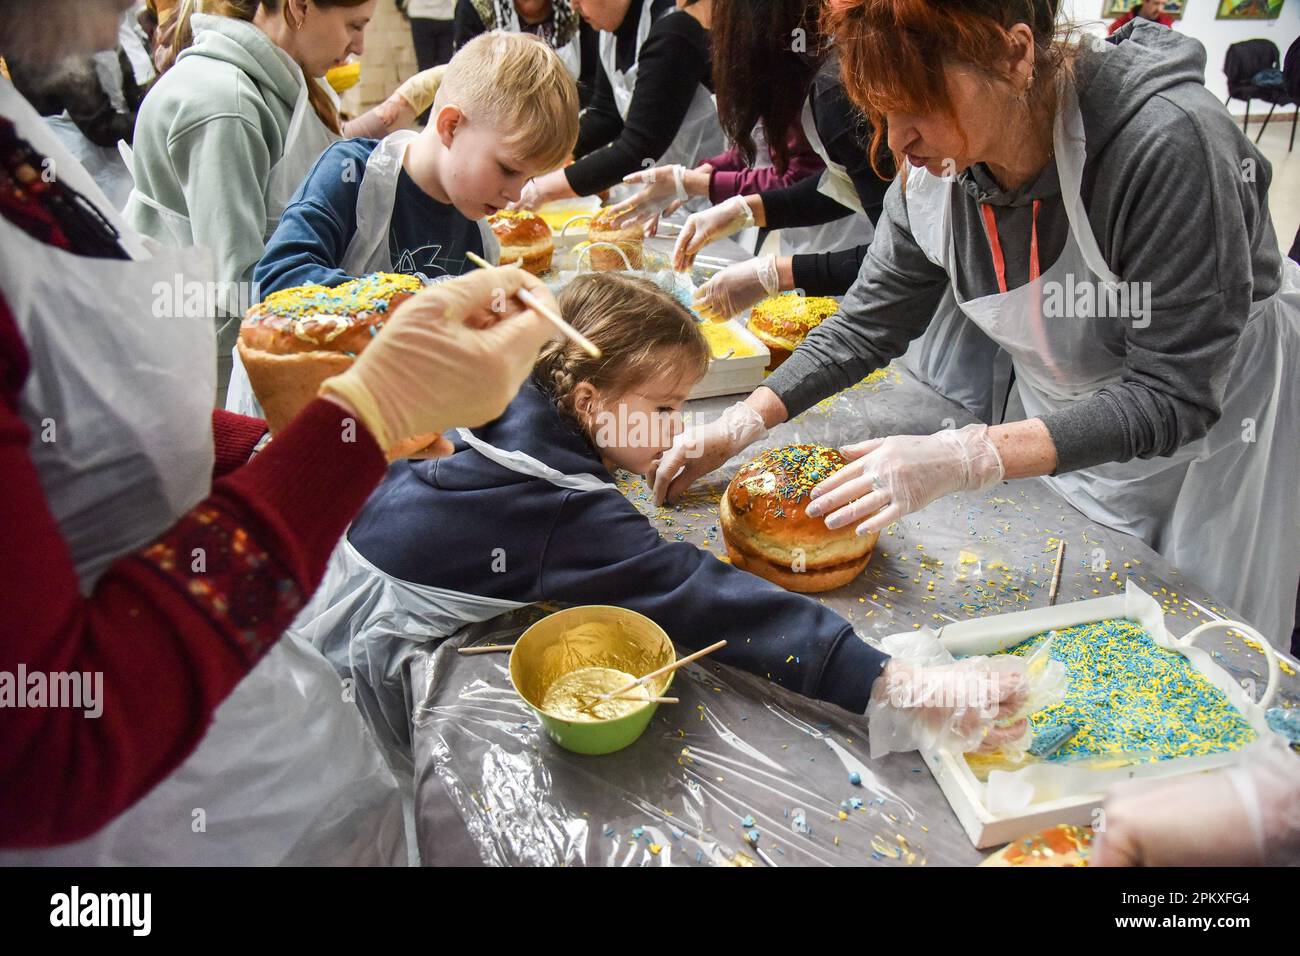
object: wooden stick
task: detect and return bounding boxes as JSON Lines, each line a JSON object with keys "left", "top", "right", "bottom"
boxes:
{"left": 457, "top": 644, "right": 515, "bottom": 655}
{"left": 578, "top": 694, "right": 680, "bottom": 705}
{"left": 1047, "top": 539, "right": 1066, "bottom": 606}
{"left": 580, "top": 640, "right": 728, "bottom": 713}
{"left": 464, "top": 251, "right": 601, "bottom": 358}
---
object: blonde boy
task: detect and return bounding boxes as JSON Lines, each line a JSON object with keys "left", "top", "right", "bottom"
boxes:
{"left": 255, "top": 31, "right": 578, "bottom": 296}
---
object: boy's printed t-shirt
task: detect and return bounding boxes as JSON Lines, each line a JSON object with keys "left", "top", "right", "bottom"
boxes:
{"left": 254, "top": 138, "right": 486, "bottom": 297}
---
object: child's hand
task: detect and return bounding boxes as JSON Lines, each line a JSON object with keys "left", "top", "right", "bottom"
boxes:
{"left": 866, "top": 658, "right": 1028, "bottom": 759}
{"left": 649, "top": 401, "right": 767, "bottom": 505}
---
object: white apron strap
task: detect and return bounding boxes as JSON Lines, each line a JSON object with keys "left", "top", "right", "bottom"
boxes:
{"left": 456, "top": 428, "right": 617, "bottom": 492}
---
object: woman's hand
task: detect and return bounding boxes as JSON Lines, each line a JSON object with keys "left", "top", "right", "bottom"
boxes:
{"left": 806, "top": 425, "right": 1005, "bottom": 535}
{"left": 672, "top": 195, "right": 759, "bottom": 271}
{"left": 320, "top": 267, "right": 559, "bottom": 453}
{"left": 511, "top": 169, "right": 577, "bottom": 211}
{"left": 693, "top": 255, "right": 784, "bottom": 322}
{"left": 606, "top": 164, "right": 690, "bottom": 229}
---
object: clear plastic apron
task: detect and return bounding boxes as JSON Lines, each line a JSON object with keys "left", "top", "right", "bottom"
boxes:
{"left": 904, "top": 82, "right": 1300, "bottom": 647}
{"left": 598, "top": 0, "right": 724, "bottom": 201}
{"left": 290, "top": 428, "right": 616, "bottom": 777}
{"left": 0, "top": 83, "right": 405, "bottom": 865}
{"left": 226, "top": 131, "right": 500, "bottom": 418}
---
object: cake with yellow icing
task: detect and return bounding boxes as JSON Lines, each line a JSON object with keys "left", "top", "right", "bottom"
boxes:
{"left": 747, "top": 293, "right": 839, "bottom": 369}
{"left": 238, "top": 273, "right": 425, "bottom": 440}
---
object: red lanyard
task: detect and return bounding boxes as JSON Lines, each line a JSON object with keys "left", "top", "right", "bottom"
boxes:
{"left": 980, "top": 198, "right": 1062, "bottom": 382}
{"left": 980, "top": 199, "right": 1041, "bottom": 293}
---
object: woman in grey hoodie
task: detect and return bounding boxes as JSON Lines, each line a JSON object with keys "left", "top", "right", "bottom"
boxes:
{"left": 126, "top": 0, "right": 443, "bottom": 401}
{"left": 652, "top": 3, "right": 1299, "bottom": 650}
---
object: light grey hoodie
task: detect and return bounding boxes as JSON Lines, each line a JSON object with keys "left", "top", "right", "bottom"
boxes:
{"left": 126, "top": 14, "right": 303, "bottom": 290}
{"left": 766, "top": 21, "right": 1284, "bottom": 474}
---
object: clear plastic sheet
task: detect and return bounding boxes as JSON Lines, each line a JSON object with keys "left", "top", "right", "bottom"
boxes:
{"left": 403, "top": 359, "right": 1300, "bottom": 865}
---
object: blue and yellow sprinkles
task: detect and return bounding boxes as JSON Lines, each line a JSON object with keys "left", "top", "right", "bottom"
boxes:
{"left": 1006, "top": 618, "right": 1257, "bottom": 763}
{"left": 251, "top": 272, "right": 423, "bottom": 322}
{"left": 736, "top": 443, "right": 846, "bottom": 516}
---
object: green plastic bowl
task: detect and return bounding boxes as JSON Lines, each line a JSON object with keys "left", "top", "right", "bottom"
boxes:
{"left": 510, "top": 605, "right": 676, "bottom": 755}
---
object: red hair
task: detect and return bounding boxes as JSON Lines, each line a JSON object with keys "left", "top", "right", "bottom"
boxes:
{"left": 822, "top": 0, "right": 1065, "bottom": 176}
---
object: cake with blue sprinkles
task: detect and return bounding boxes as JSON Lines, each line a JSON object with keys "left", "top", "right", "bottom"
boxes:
{"left": 1005, "top": 618, "right": 1257, "bottom": 764}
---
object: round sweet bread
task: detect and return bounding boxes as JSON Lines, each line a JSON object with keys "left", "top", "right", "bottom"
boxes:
{"left": 747, "top": 294, "right": 839, "bottom": 369}
{"left": 720, "top": 443, "right": 877, "bottom": 594}
{"left": 586, "top": 206, "right": 644, "bottom": 271}
{"left": 488, "top": 210, "right": 555, "bottom": 276}
{"left": 238, "top": 273, "right": 423, "bottom": 436}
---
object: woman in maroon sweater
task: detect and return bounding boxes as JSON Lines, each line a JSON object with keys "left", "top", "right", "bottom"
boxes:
{"left": 0, "top": 0, "right": 556, "bottom": 860}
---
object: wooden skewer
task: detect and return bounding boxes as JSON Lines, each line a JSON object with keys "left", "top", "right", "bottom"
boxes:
{"left": 464, "top": 251, "right": 601, "bottom": 358}
{"left": 579, "top": 640, "right": 728, "bottom": 713}
{"left": 1047, "top": 538, "right": 1066, "bottom": 606}
{"left": 457, "top": 644, "right": 515, "bottom": 655}
{"left": 578, "top": 694, "right": 681, "bottom": 705}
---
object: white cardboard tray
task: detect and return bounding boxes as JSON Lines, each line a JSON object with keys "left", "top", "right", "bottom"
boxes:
{"left": 916, "top": 580, "right": 1280, "bottom": 848}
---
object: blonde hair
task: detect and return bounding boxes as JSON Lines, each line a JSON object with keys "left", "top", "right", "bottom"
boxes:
{"left": 537, "top": 273, "right": 710, "bottom": 431}
{"left": 436, "top": 31, "right": 580, "bottom": 172}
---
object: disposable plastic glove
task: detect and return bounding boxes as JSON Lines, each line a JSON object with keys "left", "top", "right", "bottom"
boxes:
{"left": 648, "top": 401, "right": 767, "bottom": 505}
{"left": 1092, "top": 737, "right": 1300, "bottom": 866}
{"left": 867, "top": 656, "right": 1030, "bottom": 759}
{"left": 320, "top": 267, "right": 558, "bottom": 453}
{"left": 395, "top": 64, "right": 448, "bottom": 116}
{"left": 606, "top": 164, "right": 689, "bottom": 229}
{"left": 807, "top": 424, "right": 1004, "bottom": 535}
{"left": 672, "top": 195, "right": 755, "bottom": 271}
{"left": 693, "top": 255, "right": 781, "bottom": 323}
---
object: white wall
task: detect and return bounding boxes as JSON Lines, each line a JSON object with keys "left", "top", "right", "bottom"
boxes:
{"left": 1058, "top": 1, "right": 1300, "bottom": 108}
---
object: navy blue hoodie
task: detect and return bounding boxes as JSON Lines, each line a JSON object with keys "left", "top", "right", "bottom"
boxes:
{"left": 348, "top": 381, "right": 889, "bottom": 714}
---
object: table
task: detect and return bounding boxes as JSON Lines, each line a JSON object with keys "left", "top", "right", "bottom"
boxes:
{"left": 401, "top": 232, "right": 1300, "bottom": 866}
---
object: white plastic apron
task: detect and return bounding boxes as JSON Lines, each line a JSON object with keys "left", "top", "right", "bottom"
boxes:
{"left": 904, "top": 83, "right": 1300, "bottom": 647}
{"left": 598, "top": 0, "right": 724, "bottom": 189}
{"left": 0, "top": 82, "right": 404, "bottom": 865}
{"left": 736, "top": 113, "right": 871, "bottom": 259}
{"left": 291, "top": 428, "right": 616, "bottom": 776}
{"left": 226, "top": 131, "right": 500, "bottom": 418}
{"left": 498, "top": 2, "right": 583, "bottom": 79}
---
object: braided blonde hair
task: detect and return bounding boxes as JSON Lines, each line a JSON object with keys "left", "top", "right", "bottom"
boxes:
{"left": 536, "top": 273, "right": 710, "bottom": 433}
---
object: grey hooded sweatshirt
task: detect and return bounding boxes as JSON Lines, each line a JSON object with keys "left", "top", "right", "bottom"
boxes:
{"left": 764, "top": 21, "right": 1284, "bottom": 474}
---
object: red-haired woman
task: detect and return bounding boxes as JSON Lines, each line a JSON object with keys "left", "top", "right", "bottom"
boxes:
{"left": 652, "top": 2, "right": 1300, "bottom": 651}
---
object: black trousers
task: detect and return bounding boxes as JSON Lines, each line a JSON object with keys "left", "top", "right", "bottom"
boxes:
{"left": 410, "top": 17, "right": 455, "bottom": 72}
{"left": 409, "top": 17, "right": 454, "bottom": 126}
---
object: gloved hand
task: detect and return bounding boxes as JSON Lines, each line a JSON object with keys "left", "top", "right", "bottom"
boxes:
{"left": 1092, "top": 737, "right": 1300, "bottom": 866}
{"left": 672, "top": 195, "right": 755, "bottom": 272}
{"left": 867, "top": 655, "right": 1030, "bottom": 759}
{"left": 693, "top": 255, "right": 781, "bottom": 323}
{"left": 648, "top": 401, "right": 767, "bottom": 505}
{"left": 395, "top": 64, "right": 448, "bottom": 116}
{"left": 606, "top": 164, "right": 689, "bottom": 230}
{"left": 320, "top": 267, "right": 558, "bottom": 453}
{"left": 806, "top": 425, "right": 1005, "bottom": 535}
